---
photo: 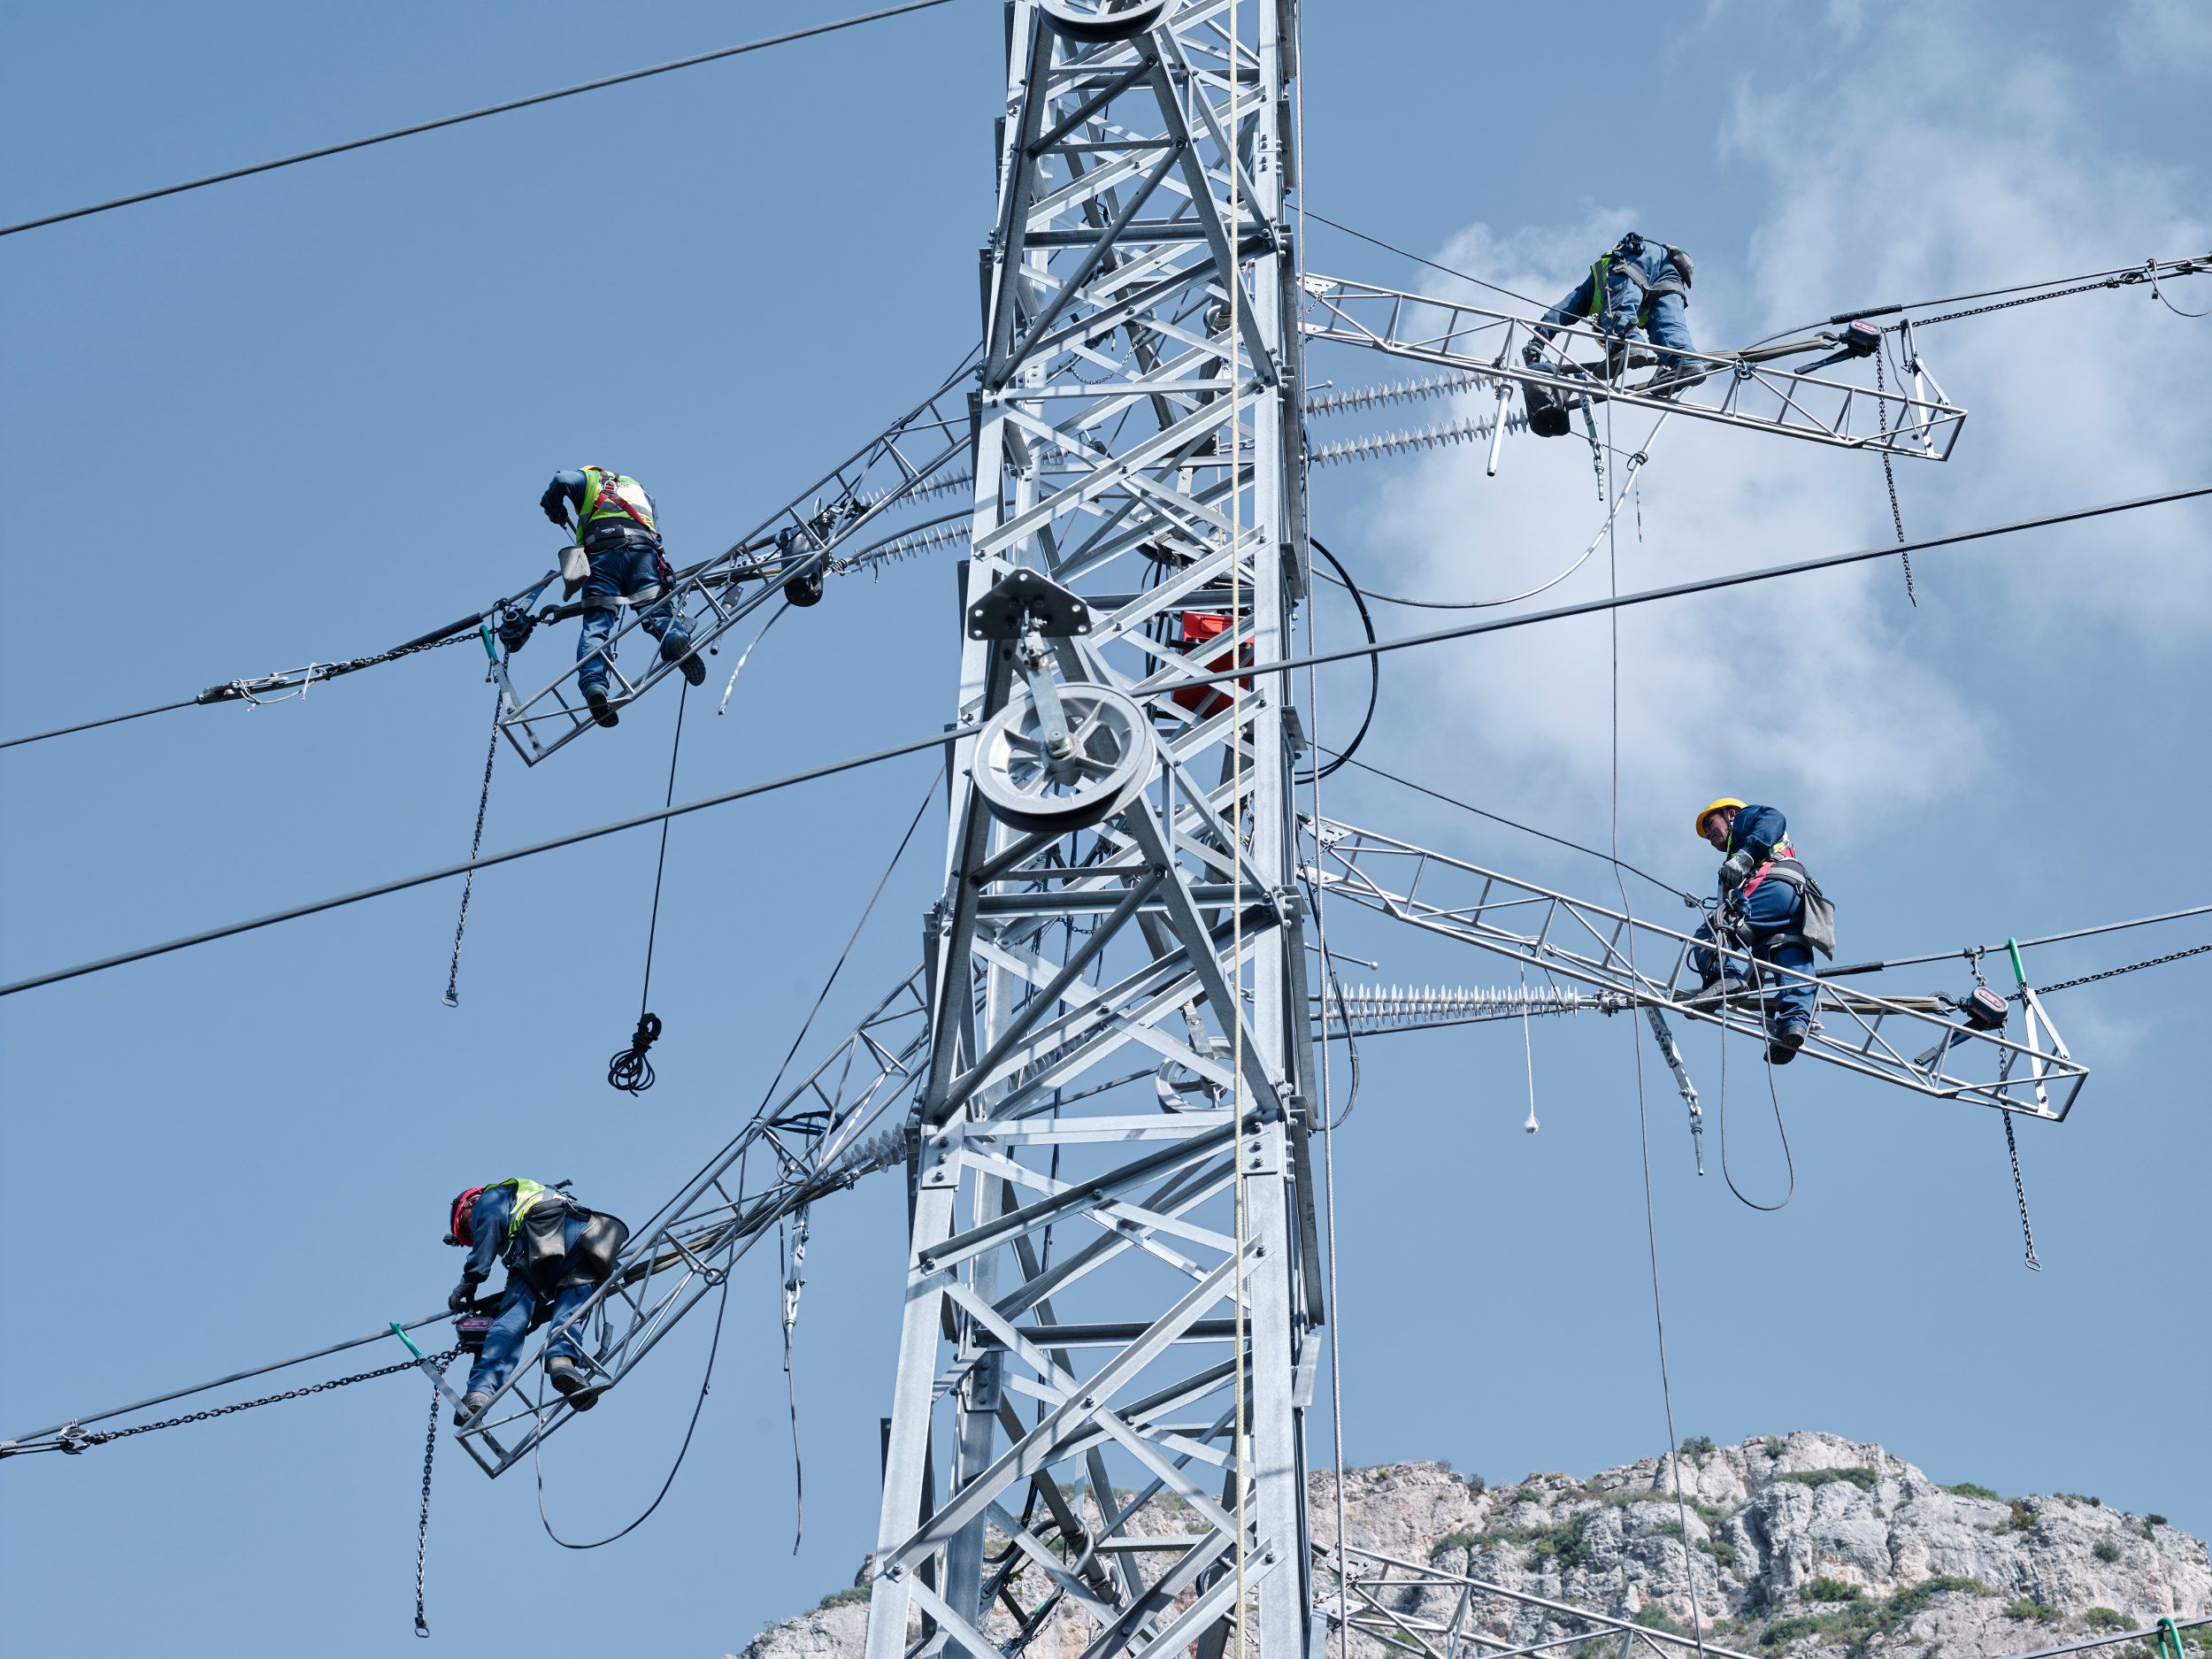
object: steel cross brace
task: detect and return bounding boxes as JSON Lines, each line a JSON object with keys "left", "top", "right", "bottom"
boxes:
{"left": 868, "top": 8, "right": 1319, "bottom": 1659}
{"left": 1307, "top": 818, "right": 2086, "bottom": 1120}
{"left": 1297, "top": 274, "right": 1967, "bottom": 460}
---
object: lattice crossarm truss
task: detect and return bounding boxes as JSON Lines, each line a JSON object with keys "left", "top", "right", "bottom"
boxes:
{"left": 1298, "top": 274, "right": 1967, "bottom": 460}
{"left": 493, "top": 377, "right": 979, "bottom": 766}
{"left": 451, "top": 970, "right": 932, "bottom": 1474}
{"left": 1308, "top": 818, "right": 2085, "bottom": 1120}
{"left": 868, "top": 7, "right": 1318, "bottom": 1659}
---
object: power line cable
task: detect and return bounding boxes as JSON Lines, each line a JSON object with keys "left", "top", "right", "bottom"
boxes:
{"left": 1322, "top": 750, "right": 1698, "bottom": 905}
{"left": 0, "top": 1, "right": 959, "bottom": 239}
{"left": 1300, "top": 209, "right": 1547, "bottom": 308}
{"left": 6, "top": 486, "right": 2201, "bottom": 1000}
{"left": 1167, "top": 484, "right": 2211, "bottom": 697}
{"left": 1820, "top": 903, "right": 2212, "bottom": 979}
{"left": 0, "top": 697, "right": 200, "bottom": 751}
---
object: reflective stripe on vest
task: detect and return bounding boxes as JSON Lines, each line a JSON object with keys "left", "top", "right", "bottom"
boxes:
{"left": 1741, "top": 838, "right": 1804, "bottom": 900}
{"left": 578, "top": 469, "right": 657, "bottom": 542}
{"left": 1587, "top": 253, "right": 1655, "bottom": 329}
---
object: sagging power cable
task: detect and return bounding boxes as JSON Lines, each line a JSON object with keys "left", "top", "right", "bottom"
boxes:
{"left": 0, "top": 1, "right": 958, "bottom": 238}
{"left": 8, "top": 485, "right": 2204, "bottom": 1001}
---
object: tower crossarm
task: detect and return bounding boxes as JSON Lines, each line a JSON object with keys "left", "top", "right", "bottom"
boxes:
{"left": 1308, "top": 818, "right": 2085, "bottom": 1121}
{"left": 491, "top": 373, "right": 979, "bottom": 767}
{"left": 451, "top": 969, "right": 932, "bottom": 1475}
{"left": 1298, "top": 273, "right": 1966, "bottom": 460}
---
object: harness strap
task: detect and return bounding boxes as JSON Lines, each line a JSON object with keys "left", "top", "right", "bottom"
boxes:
{"left": 580, "top": 584, "right": 664, "bottom": 611}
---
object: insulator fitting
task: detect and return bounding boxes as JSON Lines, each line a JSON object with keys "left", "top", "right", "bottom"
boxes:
{"left": 1305, "top": 371, "right": 1492, "bottom": 418}
{"left": 1309, "top": 411, "right": 1530, "bottom": 469}
{"left": 1321, "top": 981, "right": 1614, "bottom": 1028}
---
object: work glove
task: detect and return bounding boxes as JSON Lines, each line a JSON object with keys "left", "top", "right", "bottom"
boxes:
{"left": 449, "top": 1277, "right": 482, "bottom": 1314}
{"left": 1521, "top": 342, "right": 1545, "bottom": 367}
{"left": 1718, "top": 849, "right": 1756, "bottom": 890}
{"left": 540, "top": 485, "right": 572, "bottom": 527}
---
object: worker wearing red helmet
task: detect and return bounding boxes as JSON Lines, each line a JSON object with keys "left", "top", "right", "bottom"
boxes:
{"left": 1686, "top": 799, "right": 1835, "bottom": 1064}
{"left": 444, "top": 1179, "right": 629, "bottom": 1426}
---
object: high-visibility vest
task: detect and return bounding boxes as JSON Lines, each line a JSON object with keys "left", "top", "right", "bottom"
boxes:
{"left": 576, "top": 468, "right": 657, "bottom": 543}
{"left": 495, "top": 1177, "right": 558, "bottom": 1241}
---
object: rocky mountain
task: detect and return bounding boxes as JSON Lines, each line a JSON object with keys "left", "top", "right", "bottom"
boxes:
{"left": 731, "top": 1432, "right": 2208, "bottom": 1659}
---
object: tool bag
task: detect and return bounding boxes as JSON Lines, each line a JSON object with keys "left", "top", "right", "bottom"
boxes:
{"left": 556, "top": 1210, "right": 630, "bottom": 1292}
{"left": 1799, "top": 881, "right": 1838, "bottom": 959}
{"left": 559, "top": 542, "right": 591, "bottom": 596}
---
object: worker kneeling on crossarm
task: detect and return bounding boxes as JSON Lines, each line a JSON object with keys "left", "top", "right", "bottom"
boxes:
{"left": 445, "top": 1179, "right": 629, "bottom": 1425}
{"left": 1686, "top": 798, "right": 1836, "bottom": 1065}
{"left": 540, "top": 465, "right": 704, "bottom": 729}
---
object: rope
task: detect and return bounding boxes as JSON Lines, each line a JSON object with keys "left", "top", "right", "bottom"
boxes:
{"left": 534, "top": 1269, "right": 732, "bottom": 1549}
{"left": 608, "top": 683, "right": 690, "bottom": 1093}
{"left": 779, "top": 1208, "right": 810, "bottom": 1555}
{"left": 1293, "top": 538, "right": 1378, "bottom": 784}
{"left": 444, "top": 682, "right": 504, "bottom": 1006}
{"left": 1228, "top": 12, "right": 1252, "bottom": 1644}
{"left": 1710, "top": 926, "right": 1798, "bottom": 1214}
{"left": 1603, "top": 389, "right": 1707, "bottom": 1658}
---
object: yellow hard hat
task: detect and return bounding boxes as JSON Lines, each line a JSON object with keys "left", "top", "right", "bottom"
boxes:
{"left": 1694, "top": 797, "right": 1745, "bottom": 839}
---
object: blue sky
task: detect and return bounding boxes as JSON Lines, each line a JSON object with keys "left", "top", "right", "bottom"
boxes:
{"left": 3, "top": 4, "right": 2208, "bottom": 1657}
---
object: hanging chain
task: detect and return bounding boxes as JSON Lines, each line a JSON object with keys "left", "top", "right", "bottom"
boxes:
{"left": 444, "top": 680, "right": 505, "bottom": 1005}
{"left": 54, "top": 1348, "right": 460, "bottom": 1453}
{"left": 414, "top": 1355, "right": 451, "bottom": 1638}
{"left": 1873, "top": 352, "right": 1916, "bottom": 605}
{"left": 2030, "top": 941, "right": 2212, "bottom": 996}
{"left": 2001, "top": 1112, "right": 2042, "bottom": 1271}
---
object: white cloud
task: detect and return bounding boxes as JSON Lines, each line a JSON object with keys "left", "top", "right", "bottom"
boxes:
{"left": 1335, "top": 4, "right": 2209, "bottom": 877}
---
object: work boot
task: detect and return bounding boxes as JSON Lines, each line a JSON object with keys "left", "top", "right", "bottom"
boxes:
{"left": 584, "top": 687, "right": 620, "bottom": 728}
{"left": 1650, "top": 364, "right": 1710, "bottom": 398}
{"left": 453, "top": 1389, "right": 493, "bottom": 1427}
{"left": 660, "top": 635, "right": 707, "bottom": 687}
{"left": 1766, "top": 1018, "right": 1810, "bottom": 1065}
{"left": 546, "top": 1356, "right": 589, "bottom": 1398}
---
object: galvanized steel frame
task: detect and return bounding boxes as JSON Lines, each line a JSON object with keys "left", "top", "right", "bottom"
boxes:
{"left": 1308, "top": 818, "right": 2085, "bottom": 1120}
{"left": 865, "top": 7, "right": 1321, "bottom": 1659}
{"left": 1298, "top": 276, "right": 1967, "bottom": 460}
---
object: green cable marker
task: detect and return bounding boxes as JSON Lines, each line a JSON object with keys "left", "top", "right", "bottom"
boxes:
{"left": 478, "top": 623, "right": 500, "bottom": 664}
{"left": 2008, "top": 936, "right": 2029, "bottom": 989}
{"left": 389, "top": 1322, "right": 427, "bottom": 1361}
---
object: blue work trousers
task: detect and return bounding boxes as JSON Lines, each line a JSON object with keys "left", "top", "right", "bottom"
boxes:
{"left": 575, "top": 541, "right": 688, "bottom": 696}
{"left": 1540, "top": 277, "right": 1695, "bottom": 370}
{"left": 465, "top": 1212, "right": 596, "bottom": 1397}
{"left": 1691, "top": 877, "right": 1816, "bottom": 1032}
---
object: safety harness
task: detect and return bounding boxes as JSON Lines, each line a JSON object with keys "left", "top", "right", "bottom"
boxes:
{"left": 1727, "top": 834, "right": 1837, "bottom": 961}
{"left": 578, "top": 469, "right": 660, "bottom": 552}
{"left": 1586, "top": 236, "right": 1694, "bottom": 328}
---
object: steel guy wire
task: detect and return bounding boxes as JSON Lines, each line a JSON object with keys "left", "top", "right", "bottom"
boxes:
{"left": 0, "top": 1, "right": 960, "bottom": 237}
{"left": 8, "top": 486, "right": 2205, "bottom": 1001}
{"left": 1300, "top": 209, "right": 1547, "bottom": 309}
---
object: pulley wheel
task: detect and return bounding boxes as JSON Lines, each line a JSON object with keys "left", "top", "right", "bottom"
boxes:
{"left": 972, "top": 683, "right": 1151, "bottom": 833}
{"left": 1038, "top": 0, "right": 1171, "bottom": 43}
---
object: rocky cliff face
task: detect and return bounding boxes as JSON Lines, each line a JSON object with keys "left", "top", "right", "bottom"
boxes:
{"left": 730, "top": 1433, "right": 2208, "bottom": 1659}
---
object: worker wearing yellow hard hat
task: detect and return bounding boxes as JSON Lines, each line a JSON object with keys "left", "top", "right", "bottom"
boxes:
{"left": 1685, "top": 797, "right": 1836, "bottom": 1064}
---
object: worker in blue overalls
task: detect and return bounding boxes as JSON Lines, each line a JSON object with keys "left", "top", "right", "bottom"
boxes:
{"left": 540, "top": 465, "right": 704, "bottom": 728}
{"left": 1686, "top": 799, "right": 1828, "bottom": 1064}
{"left": 1526, "top": 232, "right": 1701, "bottom": 391}
{"left": 444, "top": 1179, "right": 629, "bottom": 1425}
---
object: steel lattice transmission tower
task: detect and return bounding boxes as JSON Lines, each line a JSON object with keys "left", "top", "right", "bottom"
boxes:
{"left": 865, "top": 4, "right": 1322, "bottom": 1659}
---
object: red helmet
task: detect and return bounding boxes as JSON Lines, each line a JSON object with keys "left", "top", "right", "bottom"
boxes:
{"left": 445, "top": 1186, "right": 490, "bottom": 1247}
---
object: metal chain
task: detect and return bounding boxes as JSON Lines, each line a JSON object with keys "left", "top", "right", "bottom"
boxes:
{"left": 2001, "top": 1112, "right": 2042, "bottom": 1271}
{"left": 1901, "top": 271, "right": 2151, "bottom": 329}
{"left": 1873, "top": 352, "right": 1916, "bottom": 604}
{"left": 2031, "top": 941, "right": 2212, "bottom": 996}
{"left": 444, "top": 682, "right": 505, "bottom": 1005}
{"left": 414, "top": 1355, "right": 452, "bottom": 1639}
{"left": 58, "top": 1348, "right": 460, "bottom": 1452}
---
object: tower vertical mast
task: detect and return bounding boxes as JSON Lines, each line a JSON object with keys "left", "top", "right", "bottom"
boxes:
{"left": 865, "top": 4, "right": 1317, "bottom": 1659}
